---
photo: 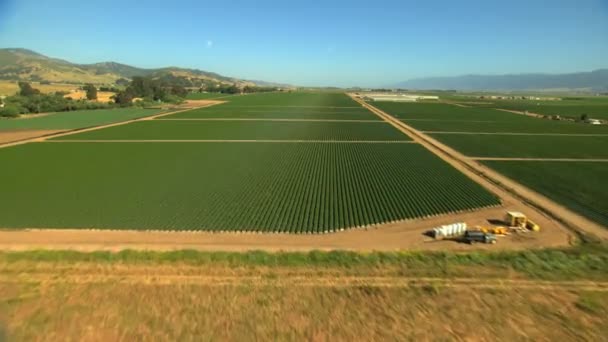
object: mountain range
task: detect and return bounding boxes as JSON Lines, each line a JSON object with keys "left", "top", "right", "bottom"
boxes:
{"left": 393, "top": 69, "right": 608, "bottom": 92}
{"left": 0, "top": 48, "right": 266, "bottom": 87}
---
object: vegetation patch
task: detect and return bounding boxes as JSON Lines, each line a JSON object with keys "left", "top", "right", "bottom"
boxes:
{"left": 483, "top": 161, "right": 608, "bottom": 227}
{"left": 0, "top": 143, "right": 499, "bottom": 232}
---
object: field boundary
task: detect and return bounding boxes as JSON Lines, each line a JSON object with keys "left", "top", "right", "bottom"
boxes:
{"left": 354, "top": 95, "right": 608, "bottom": 240}
{"left": 0, "top": 101, "right": 225, "bottom": 150}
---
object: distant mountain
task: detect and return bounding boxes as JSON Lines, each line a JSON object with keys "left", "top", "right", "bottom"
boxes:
{"left": 393, "top": 69, "right": 608, "bottom": 92}
{"left": 0, "top": 48, "right": 258, "bottom": 86}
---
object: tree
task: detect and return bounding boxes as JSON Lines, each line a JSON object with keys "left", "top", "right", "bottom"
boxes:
{"left": 18, "top": 82, "right": 41, "bottom": 97}
{"left": 112, "top": 91, "right": 134, "bottom": 106}
{"left": 170, "top": 85, "right": 188, "bottom": 98}
{"left": 84, "top": 84, "right": 98, "bottom": 100}
{"left": 581, "top": 114, "right": 589, "bottom": 122}
{"left": 0, "top": 105, "right": 20, "bottom": 118}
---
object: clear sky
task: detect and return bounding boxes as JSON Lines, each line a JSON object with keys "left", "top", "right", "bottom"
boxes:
{"left": 0, "top": 0, "right": 607, "bottom": 87}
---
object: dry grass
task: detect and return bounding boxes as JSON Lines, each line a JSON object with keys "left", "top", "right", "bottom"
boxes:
{"left": 0, "top": 81, "right": 79, "bottom": 96}
{"left": 64, "top": 90, "right": 116, "bottom": 103}
{"left": 1, "top": 261, "right": 607, "bottom": 341}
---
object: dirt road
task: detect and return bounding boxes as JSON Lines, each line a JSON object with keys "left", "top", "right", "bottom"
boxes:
{"left": 351, "top": 94, "right": 607, "bottom": 240}
{"left": 0, "top": 129, "right": 64, "bottom": 144}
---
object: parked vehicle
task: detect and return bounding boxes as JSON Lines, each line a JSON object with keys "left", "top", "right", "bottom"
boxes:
{"left": 464, "top": 230, "right": 497, "bottom": 244}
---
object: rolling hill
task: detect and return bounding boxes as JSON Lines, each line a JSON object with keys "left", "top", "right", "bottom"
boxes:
{"left": 0, "top": 48, "right": 256, "bottom": 87}
{"left": 393, "top": 69, "right": 608, "bottom": 92}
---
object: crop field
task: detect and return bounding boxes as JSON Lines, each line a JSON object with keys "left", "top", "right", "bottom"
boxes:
{"left": 373, "top": 102, "right": 528, "bottom": 121}
{"left": 0, "top": 92, "right": 504, "bottom": 232}
{"left": 0, "top": 108, "right": 161, "bottom": 131}
{"left": 372, "top": 102, "right": 608, "bottom": 133}
{"left": 402, "top": 119, "right": 608, "bottom": 134}
{"left": 483, "top": 161, "right": 608, "bottom": 227}
{"left": 374, "top": 100, "right": 608, "bottom": 228}
{"left": 53, "top": 120, "right": 409, "bottom": 141}
{"left": 466, "top": 98, "right": 608, "bottom": 120}
{"left": 0, "top": 142, "right": 499, "bottom": 232}
{"left": 215, "top": 92, "right": 362, "bottom": 107}
{"left": 429, "top": 134, "right": 608, "bottom": 158}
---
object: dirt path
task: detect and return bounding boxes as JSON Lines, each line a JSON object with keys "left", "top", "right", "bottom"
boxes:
{"left": 0, "top": 130, "right": 65, "bottom": 144}
{"left": 423, "top": 131, "right": 608, "bottom": 136}
{"left": 496, "top": 108, "right": 546, "bottom": 118}
{"left": 157, "top": 118, "right": 381, "bottom": 122}
{"left": 351, "top": 94, "right": 608, "bottom": 240}
{"left": 472, "top": 157, "right": 608, "bottom": 162}
{"left": 0, "top": 100, "right": 224, "bottom": 150}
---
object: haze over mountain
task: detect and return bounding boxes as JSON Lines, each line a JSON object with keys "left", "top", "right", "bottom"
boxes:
{"left": 0, "top": 48, "right": 287, "bottom": 87}
{"left": 393, "top": 70, "right": 608, "bottom": 92}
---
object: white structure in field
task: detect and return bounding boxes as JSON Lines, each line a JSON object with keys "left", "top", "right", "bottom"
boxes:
{"left": 363, "top": 93, "right": 439, "bottom": 102}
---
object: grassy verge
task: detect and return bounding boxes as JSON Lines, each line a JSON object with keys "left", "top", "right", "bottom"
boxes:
{"left": 2, "top": 242, "right": 607, "bottom": 280}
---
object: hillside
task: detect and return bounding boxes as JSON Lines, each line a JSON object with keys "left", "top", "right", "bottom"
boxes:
{"left": 0, "top": 48, "right": 254, "bottom": 87}
{"left": 393, "top": 69, "right": 608, "bottom": 92}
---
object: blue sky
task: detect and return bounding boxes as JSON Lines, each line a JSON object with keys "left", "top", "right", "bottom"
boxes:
{"left": 0, "top": 0, "right": 607, "bottom": 87}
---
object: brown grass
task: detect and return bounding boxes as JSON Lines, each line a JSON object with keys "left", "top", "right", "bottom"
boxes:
{"left": 0, "top": 81, "right": 78, "bottom": 96}
{"left": 64, "top": 90, "right": 115, "bottom": 103}
{"left": 1, "top": 261, "right": 607, "bottom": 341}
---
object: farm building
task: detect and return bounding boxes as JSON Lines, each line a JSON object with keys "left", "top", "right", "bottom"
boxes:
{"left": 364, "top": 93, "right": 439, "bottom": 102}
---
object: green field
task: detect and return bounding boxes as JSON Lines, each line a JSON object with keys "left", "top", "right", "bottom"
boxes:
{"left": 402, "top": 119, "right": 608, "bottom": 134}
{"left": 376, "top": 100, "right": 608, "bottom": 228}
{"left": 465, "top": 98, "right": 608, "bottom": 120}
{"left": 430, "top": 134, "right": 608, "bottom": 158}
{"left": 373, "top": 102, "right": 528, "bottom": 121}
{"left": 54, "top": 120, "right": 409, "bottom": 141}
{"left": 0, "top": 143, "right": 499, "bottom": 232}
{"left": 185, "top": 92, "right": 234, "bottom": 100}
{"left": 0, "top": 108, "right": 161, "bottom": 131}
{"left": 483, "top": 161, "right": 608, "bottom": 227}
{"left": 164, "top": 98, "right": 377, "bottom": 120}
{"left": 210, "top": 92, "right": 362, "bottom": 107}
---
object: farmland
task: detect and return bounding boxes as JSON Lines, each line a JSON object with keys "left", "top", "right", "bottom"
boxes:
{"left": 0, "top": 142, "right": 498, "bottom": 232}
{"left": 429, "top": 134, "right": 608, "bottom": 158}
{"left": 0, "top": 108, "right": 161, "bottom": 131}
{"left": 0, "top": 92, "right": 505, "bottom": 233}
{"left": 483, "top": 161, "right": 608, "bottom": 227}
{"left": 464, "top": 97, "right": 608, "bottom": 120}
{"left": 373, "top": 100, "right": 608, "bottom": 229}
{"left": 53, "top": 120, "right": 403, "bottom": 141}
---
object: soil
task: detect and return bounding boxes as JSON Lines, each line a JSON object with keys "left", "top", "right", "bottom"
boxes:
{"left": 0, "top": 130, "right": 64, "bottom": 144}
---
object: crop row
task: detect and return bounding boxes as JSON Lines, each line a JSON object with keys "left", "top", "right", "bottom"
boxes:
{"left": 164, "top": 108, "right": 378, "bottom": 120}
{"left": 430, "top": 134, "right": 608, "bottom": 158}
{"left": 0, "top": 143, "right": 500, "bottom": 232}
{"left": 0, "top": 108, "right": 160, "bottom": 131}
{"left": 55, "top": 120, "right": 410, "bottom": 141}
{"left": 483, "top": 161, "right": 608, "bottom": 227}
